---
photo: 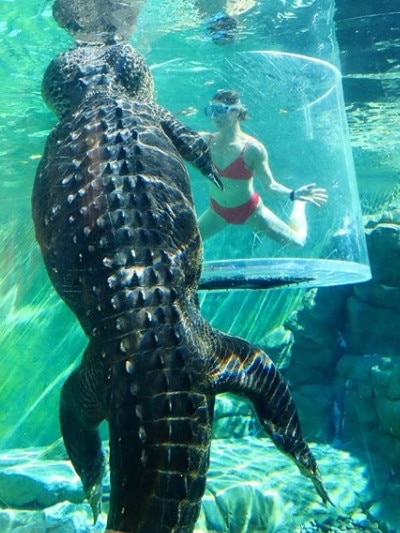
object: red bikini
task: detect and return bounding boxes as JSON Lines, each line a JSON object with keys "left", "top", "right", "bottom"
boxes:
{"left": 215, "top": 144, "right": 253, "bottom": 180}
{"left": 211, "top": 144, "right": 260, "bottom": 224}
{"left": 210, "top": 192, "right": 260, "bottom": 224}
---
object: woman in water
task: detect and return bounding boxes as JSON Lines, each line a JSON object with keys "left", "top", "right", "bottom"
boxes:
{"left": 199, "top": 89, "right": 328, "bottom": 244}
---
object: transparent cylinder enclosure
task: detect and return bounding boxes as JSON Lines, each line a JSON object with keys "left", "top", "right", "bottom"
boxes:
{"left": 174, "top": 51, "right": 371, "bottom": 290}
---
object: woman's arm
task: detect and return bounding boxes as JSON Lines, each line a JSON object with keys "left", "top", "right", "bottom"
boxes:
{"left": 248, "top": 140, "right": 327, "bottom": 206}
{"left": 248, "top": 141, "right": 291, "bottom": 194}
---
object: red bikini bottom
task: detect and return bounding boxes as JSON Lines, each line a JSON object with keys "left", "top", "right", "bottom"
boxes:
{"left": 210, "top": 192, "right": 260, "bottom": 224}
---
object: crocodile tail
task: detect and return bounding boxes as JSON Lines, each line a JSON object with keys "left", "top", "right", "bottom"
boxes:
{"left": 104, "top": 346, "right": 214, "bottom": 533}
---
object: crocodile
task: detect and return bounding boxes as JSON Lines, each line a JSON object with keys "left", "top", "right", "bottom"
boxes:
{"left": 32, "top": 2, "right": 330, "bottom": 532}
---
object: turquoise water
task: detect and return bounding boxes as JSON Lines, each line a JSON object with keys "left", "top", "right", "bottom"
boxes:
{"left": 0, "top": 1, "right": 399, "bottom": 532}
{"left": 0, "top": 0, "right": 343, "bottom": 449}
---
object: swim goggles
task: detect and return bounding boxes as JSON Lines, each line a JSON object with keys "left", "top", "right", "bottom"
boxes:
{"left": 204, "top": 103, "right": 239, "bottom": 117}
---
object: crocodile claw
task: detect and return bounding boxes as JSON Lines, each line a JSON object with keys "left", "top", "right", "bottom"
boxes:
{"left": 295, "top": 455, "right": 333, "bottom": 506}
{"left": 312, "top": 472, "right": 334, "bottom": 506}
{"left": 87, "top": 481, "right": 103, "bottom": 525}
{"left": 208, "top": 169, "right": 224, "bottom": 190}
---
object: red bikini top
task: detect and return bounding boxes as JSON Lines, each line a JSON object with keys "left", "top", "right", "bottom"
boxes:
{"left": 215, "top": 143, "right": 253, "bottom": 180}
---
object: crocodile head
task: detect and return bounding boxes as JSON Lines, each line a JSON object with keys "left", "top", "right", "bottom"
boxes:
{"left": 53, "top": 0, "right": 145, "bottom": 44}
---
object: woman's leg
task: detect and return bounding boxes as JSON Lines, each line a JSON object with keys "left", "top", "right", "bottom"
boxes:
{"left": 246, "top": 200, "right": 307, "bottom": 246}
{"left": 198, "top": 206, "right": 228, "bottom": 241}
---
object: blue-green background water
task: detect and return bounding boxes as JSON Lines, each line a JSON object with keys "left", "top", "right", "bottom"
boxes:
{"left": 0, "top": 0, "right": 341, "bottom": 449}
{"left": 1, "top": 1, "right": 400, "bottom": 531}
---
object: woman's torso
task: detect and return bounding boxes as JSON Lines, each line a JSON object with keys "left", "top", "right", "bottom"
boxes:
{"left": 208, "top": 133, "right": 256, "bottom": 207}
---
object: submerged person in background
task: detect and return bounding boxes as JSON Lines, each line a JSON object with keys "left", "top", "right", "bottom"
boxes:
{"left": 195, "top": 0, "right": 255, "bottom": 15}
{"left": 199, "top": 89, "right": 328, "bottom": 244}
{"left": 195, "top": 0, "right": 255, "bottom": 43}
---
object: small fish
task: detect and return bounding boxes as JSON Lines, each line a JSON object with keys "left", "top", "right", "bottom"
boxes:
{"left": 176, "top": 106, "right": 199, "bottom": 117}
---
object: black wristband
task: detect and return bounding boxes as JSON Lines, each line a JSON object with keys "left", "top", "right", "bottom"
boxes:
{"left": 289, "top": 189, "right": 296, "bottom": 201}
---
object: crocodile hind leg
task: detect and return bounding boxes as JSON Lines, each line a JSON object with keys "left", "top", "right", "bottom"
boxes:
{"left": 208, "top": 332, "right": 331, "bottom": 504}
{"left": 60, "top": 340, "right": 108, "bottom": 522}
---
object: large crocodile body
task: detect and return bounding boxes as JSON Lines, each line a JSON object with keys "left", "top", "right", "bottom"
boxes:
{"left": 32, "top": 6, "right": 329, "bottom": 532}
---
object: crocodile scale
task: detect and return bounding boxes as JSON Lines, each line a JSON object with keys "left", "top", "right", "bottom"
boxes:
{"left": 32, "top": 4, "right": 330, "bottom": 532}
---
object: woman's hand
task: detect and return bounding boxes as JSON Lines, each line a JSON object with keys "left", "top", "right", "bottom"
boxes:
{"left": 292, "top": 183, "right": 328, "bottom": 207}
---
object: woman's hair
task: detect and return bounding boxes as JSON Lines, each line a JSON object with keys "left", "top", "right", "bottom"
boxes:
{"left": 212, "top": 89, "right": 248, "bottom": 121}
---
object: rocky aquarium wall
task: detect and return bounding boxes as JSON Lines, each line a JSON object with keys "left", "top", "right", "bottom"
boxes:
{"left": 1, "top": 1, "right": 400, "bottom": 532}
